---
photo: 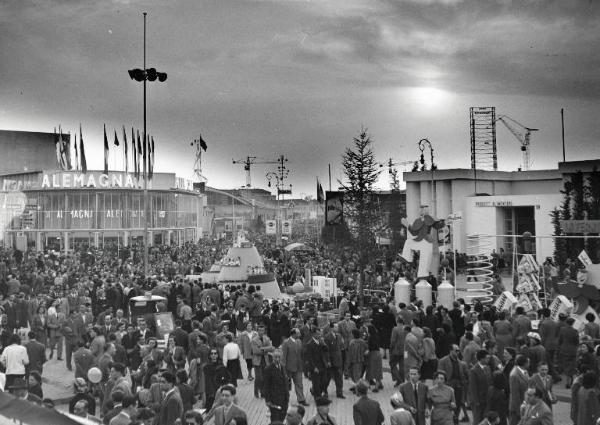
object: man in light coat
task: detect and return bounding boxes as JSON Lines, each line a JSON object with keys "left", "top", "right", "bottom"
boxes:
{"left": 251, "top": 323, "right": 273, "bottom": 398}
{"left": 281, "top": 328, "right": 307, "bottom": 405}
{"left": 510, "top": 355, "right": 531, "bottom": 425}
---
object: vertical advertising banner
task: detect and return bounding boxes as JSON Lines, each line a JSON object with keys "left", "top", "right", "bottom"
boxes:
{"left": 282, "top": 220, "right": 292, "bottom": 235}
{"left": 266, "top": 220, "right": 276, "bottom": 235}
{"left": 325, "top": 191, "right": 344, "bottom": 225}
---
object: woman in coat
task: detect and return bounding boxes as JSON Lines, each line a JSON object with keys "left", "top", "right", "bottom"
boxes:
{"left": 31, "top": 305, "right": 48, "bottom": 347}
{"left": 427, "top": 370, "right": 456, "bottom": 425}
{"left": 365, "top": 324, "right": 383, "bottom": 392}
{"left": 576, "top": 371, "right": 600, "bottom": 425}
{"left": 238, "top": 321, "right": 256, "bottom": 381}
{"left": 421, "top": 327, "right": 437, "bottom": 381}
{"left": 493, "top": 311, "right": 514, "bottom": 355}
{"left": 487, "top": 371, "right": 509, "bottom": 425}
{"left": 559, "top": 317, "right": 580, "bottom": 388}
{"left": 346, "top": 328, "right": 368, "bottom": 390}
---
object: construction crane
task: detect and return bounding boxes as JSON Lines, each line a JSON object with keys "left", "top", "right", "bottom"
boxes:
{"left": 232, "top": 156, "right": 279, "bottom": 187}
{"left": 496, "top": 115, "right": 539, "bottom": 171}
{"left": 380, "top": 158, "right": 414, "bottom": 191}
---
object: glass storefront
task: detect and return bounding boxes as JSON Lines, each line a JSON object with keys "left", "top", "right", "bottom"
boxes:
{"left": 0, "top": 189, "right": 202, "bottom": 249}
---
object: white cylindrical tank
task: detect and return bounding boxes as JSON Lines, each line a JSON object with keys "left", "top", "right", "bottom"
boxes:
{"left": 437, "top": 280, "right": 455, "bottom": 309}
{"left": 415, "top": 280, "right": 432, "bottom": 308}
{"left": 394, "top": 278, "right": 411, "bottom": 306}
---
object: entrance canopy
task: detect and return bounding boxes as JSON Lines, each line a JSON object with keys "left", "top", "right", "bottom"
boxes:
{"left": 284, "top": 242, "right": 314, "bottom": 252}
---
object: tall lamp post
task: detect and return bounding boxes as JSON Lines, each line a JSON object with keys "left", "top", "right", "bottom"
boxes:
{"left": 418, "top": 138, "right": 436, "bottom": 216}
{"left": 266, "top": 154, "right": 291, "bottom": 246}
{"left": 128, "top": 12, "right": 167, "bottom": 279}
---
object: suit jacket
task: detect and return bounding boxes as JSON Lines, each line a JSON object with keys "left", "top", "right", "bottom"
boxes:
{"left": 108, "top": 411, "right": 131, "bottom": 425}
{"left": 324, "top": 331, "right": 343, "bottom": 368}
{"left": 281, "top": 336, "right": 303, "bottom": 373}
{"left": 398, "top": 381, "right": 428, "bottom": 425}
{"left": 518, "top": 401, "right": 552, "bottom": 425}
{"left": 74, "top": 347, "right": 96, "bottom": 379}
{"left": 214, "top": 404, "right": 246, "bottom": 425}
{"left": 353, "top": 396, "right": 385, "bottom": 425}
{"left": 537, "top": 318, "right": 559, "bottom": 350}
{"left": 528, "top": 374, "right": 554, "bottom": 408}
{"left": 437, "top": 355, "right": 468, "bottom": 388}
{"left": 25, "top": 340, "right": 46, "bottom": 373}
{"left": 251, "top": 333, "right": 274, "bottom": 367}
{"left": 512, "top": 315, "right": 532, "bottom": 339}
{"left": 304, "top": 338, "right": 329, "bottom": 373}
{"left": 390, "top": 325, "right": 406, "bottom": 356}
{"left": 468, "top": 363, "right": 492, "bottom": 410}
{"left": 263, "top": 362, "right": 290, "bottom": 407}
{"left": 509, "top": 366, "right": 529, "bottom": 413}
{"left": 338, "top": 319, "right": 357, "bottom": 350}
{"left": 47, "top": 312, "right": 65, "bottom": 337}
{"left": 155, "top": 388, "right": 184, "bottom": 425}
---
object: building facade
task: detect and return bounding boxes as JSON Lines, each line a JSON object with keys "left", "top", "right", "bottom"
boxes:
{"left": 0, "top": 130, "right": 206, "bottom": 251}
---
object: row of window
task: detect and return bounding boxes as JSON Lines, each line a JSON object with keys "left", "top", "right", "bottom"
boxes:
{"left": 0, "top": 190, "right": 201, "bottom": 230}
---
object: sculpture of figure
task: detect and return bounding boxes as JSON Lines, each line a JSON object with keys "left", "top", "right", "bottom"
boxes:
{"left": 400, "top": 205, "right": 445, "bottom": 279}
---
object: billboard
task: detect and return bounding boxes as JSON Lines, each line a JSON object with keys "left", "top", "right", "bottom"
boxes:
{"left": 266, "top": 220, "right": 276, "bottom": 235}
{"left": 325, "top": 191, "right": 344, "bottom": 225}
{"left": 282, "top": 220, "right": 292, "bottom": 235}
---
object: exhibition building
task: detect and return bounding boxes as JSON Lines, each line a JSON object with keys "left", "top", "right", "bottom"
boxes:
{"left": 0, "top": 130, "right": 206, "bottom": 251}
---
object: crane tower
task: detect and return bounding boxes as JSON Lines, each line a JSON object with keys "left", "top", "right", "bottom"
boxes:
{"left": 470, "top": 107, "right": 498, "bottom": 171}
{"left": 496, "top": 115, "right": 538, "bottom": 171}
{"left": 232, "top": 156, "right": 279, "bottom": 187}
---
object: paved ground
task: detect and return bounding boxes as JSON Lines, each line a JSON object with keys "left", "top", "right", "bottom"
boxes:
{"left": 42, "top": 353, "right": 572, "bottom": 425}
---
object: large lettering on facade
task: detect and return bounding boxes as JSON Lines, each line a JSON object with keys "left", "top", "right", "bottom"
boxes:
{"left": 41, "top": 172, "right": 140, "bottom": 189}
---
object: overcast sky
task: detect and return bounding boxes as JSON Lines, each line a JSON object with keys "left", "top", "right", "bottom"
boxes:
{"left": 1, "top": 0, "right": 599, "bottom": 196}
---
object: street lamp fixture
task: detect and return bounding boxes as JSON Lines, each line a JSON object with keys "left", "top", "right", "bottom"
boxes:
{"left": 128, "top": 12, "right": 167, "bottom": 280}
{"left": 418, "top": 138, "right": 436, "bottom": 216}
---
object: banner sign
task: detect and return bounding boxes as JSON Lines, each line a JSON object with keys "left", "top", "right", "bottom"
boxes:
{"left": 282, "top": 220, "right": 292, "bottom": 235}
{"left": 266, "top": 220, "right": 276, "bottom": 235}
{"left": 493, "top": 291, "right": 518, "bottom": 311}
{"left": 548, "top": 295, "right": 573, "bottom": 321}
{"left": 560, "top": 220, "right": 600, "bottom": 233}
{"left": 325, "top": 191, "right": 344, "bottom": 225}
{"left": 579, "top": 250, "right": 592, "bottom": 267}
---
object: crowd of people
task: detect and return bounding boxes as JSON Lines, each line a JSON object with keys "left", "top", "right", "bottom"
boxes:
{"left": 0, "top": 238, "right": 592, "bottom": 425}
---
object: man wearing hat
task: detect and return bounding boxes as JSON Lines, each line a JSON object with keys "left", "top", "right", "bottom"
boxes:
{"left": 9, "top": 377, "right": 43, "bottom": 405}
{"left": 527, "top": 332, "right": 546, "bottom": 375}
{"left": 352, "top": 379, "right": 385, "bottom": 425}
{"left": 69, "top": 378, "right": 97, "bottom": 416}
{"left": 306, "top": 396, "right": 337, "bottom": 425}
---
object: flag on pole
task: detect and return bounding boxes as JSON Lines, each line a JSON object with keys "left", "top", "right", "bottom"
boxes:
{"left": 132, "top": 127, "right": 137, "bottom": 177}
{"left": 200, "top": 135, "right": 207, "bottom": 152}
{"left": 58, "top": 126, "right": 68, "bottom": 170}
{"left": 103, "top": 124, "right": 109, "bottom": 174}
{"left": 74, "top": 133, "right": 79, "bottom": 171}
{"left": 149, "top": 136, "right": 155, "bottom": 180}
{"left": 123, "top": 126, "right": 128, "bottom": 173}
{"left": 79, "top": 124, "right": 87, "bottom": 173}
{"left": 136, "top": 130, "right": 142, "bottom": 178}
{"left": 113, "top": 130, "right": 120, "bottom": 147}
{"left": 317, "top": 178, "right": 324, "bottom": 204}
{"left": 65, "top": 131, "right": 73, "bottom": 170}
{"left": 142, "top": 133, "right": 147, "bottom": 178}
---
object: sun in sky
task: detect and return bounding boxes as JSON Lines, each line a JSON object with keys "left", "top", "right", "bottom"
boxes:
{"left": 408, "top": 87, "right": 452, "bottom": 110}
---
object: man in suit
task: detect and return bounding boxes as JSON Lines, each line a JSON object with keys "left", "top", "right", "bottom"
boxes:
{"left": 389, "top": 317, "right": 406, "bottom": 386}
{"left": 438, "top": 344, "right": 469, "bottom": 421}
{"left": 109, "top": 395, "right": 137, "bottom": 425}
{"left": 251, "top": 323, "right": 274, "bottom": 398}
{"left": 518, "top": 387, "right": 552, "bottom": 425}
{"left": 352, "top": 379, "right": 385, "bottom": 425}
{"left": 337, "top": 312, "right": 356, "bottom": 376}
{"left": 133, "top": 318, "right": 154, "bottom": 343}
{"left": 404, "top": 327, "right": 422, "bottom": 378}
{"left": 264, "top": 349, "right": 290, "bottom": 422}
{"left": 47, "top": 300, "right": 65, "bottom": 360}
{"left": 214, "top": 384, "right": 247, "bottom": 425}
{"left": 74, "top": 340, "right": 95, "bottom": 379}
{"left": 324, "top": 323, "right": 344, "bottom": 398}
{"left": 303, "top": 326, "right": 329, "bottom": 399}
{"left": 63, "top": 311, "right": 80, "bottom": 371}
{"left": 512, "top": 307, "right": 532, "bottom": 341}
{"left": 509, "top": 355, "right": 531, "bottom": 425}
{"left": 282, "top": 328, "right": 308, "bottom": 406}
{"left": 25, "top": 331, "right": 46, "bottom": 375}
{"left": 398, "top": 367, "right": 428, "bottom": 425}
{"left": 468, "top": 349, "right": 492, "bottom": 425}
{"left": 537, "top": 309, "right": 560, "bottom": 382}
{"left": 156, "top": 371, "right": 184, "bottom": 425}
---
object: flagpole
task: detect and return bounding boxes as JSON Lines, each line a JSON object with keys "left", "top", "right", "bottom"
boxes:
{"left": 143, "top": 11, "right": 149, "bottom": 280}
